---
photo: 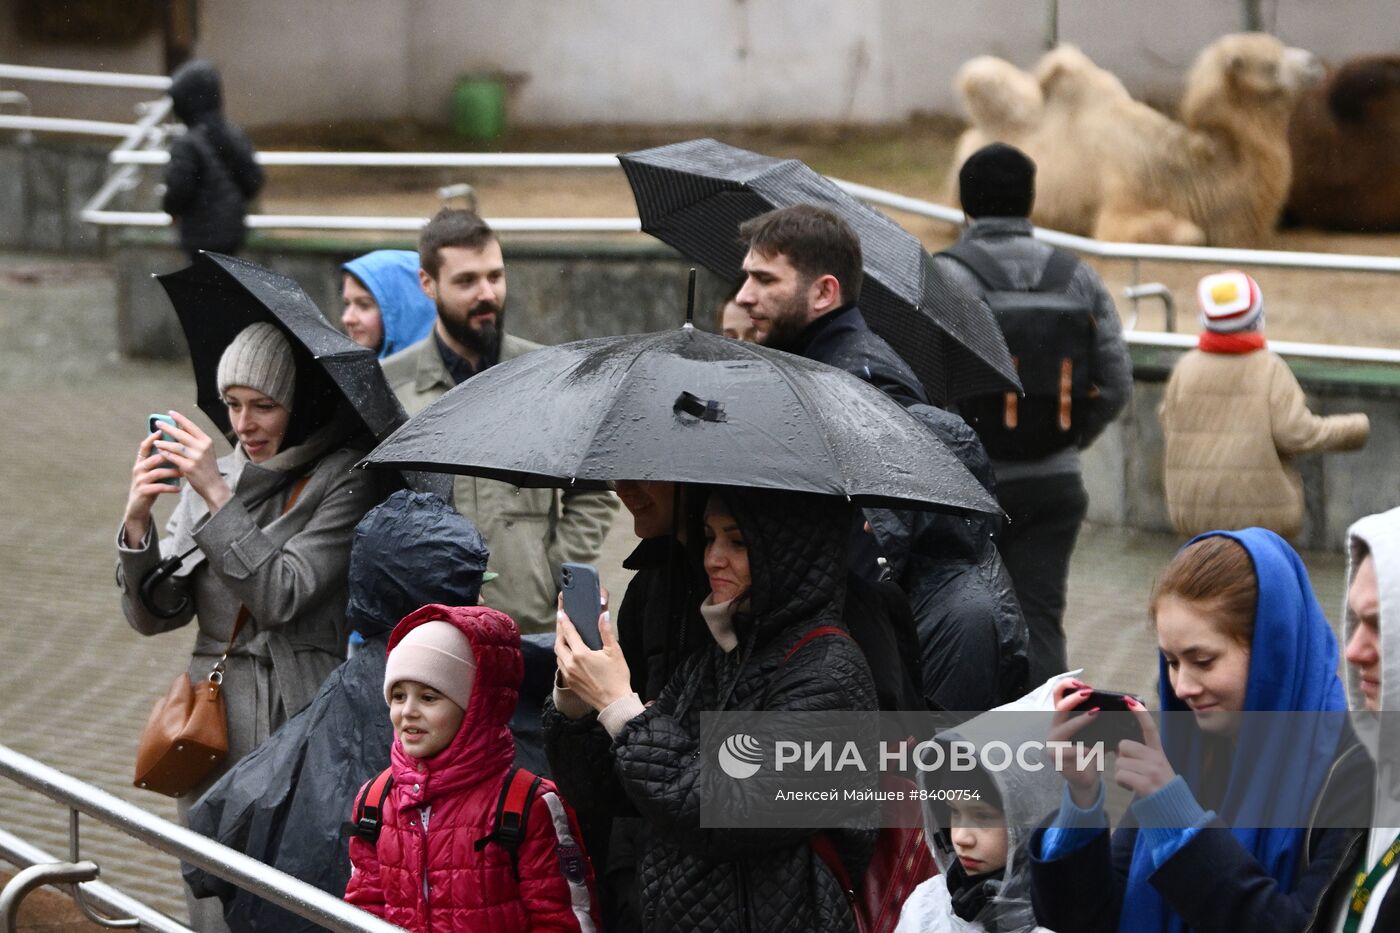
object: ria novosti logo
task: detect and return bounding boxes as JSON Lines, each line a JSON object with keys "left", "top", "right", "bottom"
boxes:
{"left": 717, "top": 733, "right": 764, "bottom": 779}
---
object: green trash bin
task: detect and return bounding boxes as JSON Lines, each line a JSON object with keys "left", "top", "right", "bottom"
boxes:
{"left": 452, "top": 75, "right": 506, "bottom": 140}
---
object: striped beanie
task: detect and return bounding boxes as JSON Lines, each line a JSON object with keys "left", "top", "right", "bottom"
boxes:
{"left": 217, "top": 322, "right": 296, "bottom": 411}
{"left": 1197, "top": 271, "right": 1264, "bottom": 333}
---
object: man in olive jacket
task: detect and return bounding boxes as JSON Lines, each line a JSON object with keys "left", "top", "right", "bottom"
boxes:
{"left": 382, "top": 209, "right": 618, "bottom": 633}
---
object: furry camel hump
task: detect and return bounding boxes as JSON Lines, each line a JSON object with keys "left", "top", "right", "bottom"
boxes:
{"left": 957, "top": 55, "right": 1043, "bottom": 137}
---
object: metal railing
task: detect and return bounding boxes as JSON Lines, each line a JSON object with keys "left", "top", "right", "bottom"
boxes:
{"left": 0, "top": 745, "right": 404, "bottom": 933}
{"left": 5, "top": 61, "right": 1400, "bottom": 361}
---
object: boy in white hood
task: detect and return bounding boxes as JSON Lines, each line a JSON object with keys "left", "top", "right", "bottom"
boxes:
{"left": 895, "top": 676, "right": 1067, "bottom": 933}
{"left": 1331, "top": 507, "right": 1400, "bottom": 932}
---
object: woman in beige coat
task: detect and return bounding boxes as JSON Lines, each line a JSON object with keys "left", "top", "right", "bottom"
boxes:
{"left": 117, "top": 323, "right": 379, "bottom": 929}
{"left": 1159, "top": 271, "right": 1368, "bottom": 538}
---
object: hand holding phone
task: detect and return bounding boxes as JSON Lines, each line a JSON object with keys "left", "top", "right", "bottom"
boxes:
{"left": 147, "top": 414, "right": 181, "bottom": 486}
{"left": 560, "top": 562, "right": 604, "bottom": 651}
{"left": 1068, "top": 689, "right": 1144, "bottom": 750}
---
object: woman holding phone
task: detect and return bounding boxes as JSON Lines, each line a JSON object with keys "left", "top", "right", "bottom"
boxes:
{"left": 543, "top": 486, "right": 878, "bottom": 932}
{"left": 117, "top": 322, "right": 379, "bottom": 928}
{"left": 1028, "top": 529, "right": 1370, "bottom": 933}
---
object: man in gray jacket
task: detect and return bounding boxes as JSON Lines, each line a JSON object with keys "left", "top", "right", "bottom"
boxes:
{"left": 934, "top": 144, "right": 1132, "bottom": 683}
{"left": 382, "top": 209, "right": 618, "bottom": 633}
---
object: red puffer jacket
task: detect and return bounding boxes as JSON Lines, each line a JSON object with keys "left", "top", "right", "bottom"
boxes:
{"left": 346, "top": 604, "right": 599, "bottom": 932}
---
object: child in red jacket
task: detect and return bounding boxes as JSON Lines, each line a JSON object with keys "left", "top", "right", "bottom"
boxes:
{"left": 346, "top": 604, "right": 600, "bottom": 932}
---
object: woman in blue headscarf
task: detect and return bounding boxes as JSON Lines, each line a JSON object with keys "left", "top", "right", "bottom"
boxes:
{"left": 1027, "top": 528, "right": 1370, "bottom": 933}
{"left": 341, "top": 249, "right": 438, "bottom": 358}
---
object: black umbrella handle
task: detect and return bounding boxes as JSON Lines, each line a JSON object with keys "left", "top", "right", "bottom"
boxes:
{"left": 139, "top": 553, "right": 192, "bottom": 620}
{"left": 685, "top": 268, "right": 696, "bottom": 326}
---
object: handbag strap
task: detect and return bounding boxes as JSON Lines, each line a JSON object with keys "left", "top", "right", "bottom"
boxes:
{"left": 206, "top": 475, "right": 311, "bottom": 684}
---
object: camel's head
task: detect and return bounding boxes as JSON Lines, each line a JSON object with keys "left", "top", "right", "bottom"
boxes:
{"left": 1186, "top": 33, "right": 1323, "bottom": 122}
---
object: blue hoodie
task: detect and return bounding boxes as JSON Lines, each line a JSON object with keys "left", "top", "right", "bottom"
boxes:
{"left": 342, "top": 250, "right": 438, "bottom": 359}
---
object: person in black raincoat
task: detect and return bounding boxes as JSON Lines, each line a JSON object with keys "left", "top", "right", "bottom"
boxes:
{"left": 867, "top": 405, "right": 1030, "bottom": 711}
{"left": 545, "top": 487, "right": 879, "bottom": 933}
{"left": 183, "top": 490, "right": 556, "bottom": 932}
{"left": 163, "top": 60, "right": 264, "bottom": 258}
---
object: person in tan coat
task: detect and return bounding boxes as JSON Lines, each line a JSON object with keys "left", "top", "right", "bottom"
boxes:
{"left": 1159, "top": 271, "right": 1369, "bottom": 539}
{"left": 382, "top": 209, "right": 618, "bottom": 633}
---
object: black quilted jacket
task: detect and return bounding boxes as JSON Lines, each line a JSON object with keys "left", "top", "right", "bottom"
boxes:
{"left": 544, "top": 489, "right": 879, "bottom": 932}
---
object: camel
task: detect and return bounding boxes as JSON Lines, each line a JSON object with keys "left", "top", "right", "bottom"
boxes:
{"left": 947, "top": 34, "right": 1323, "bottom": 246}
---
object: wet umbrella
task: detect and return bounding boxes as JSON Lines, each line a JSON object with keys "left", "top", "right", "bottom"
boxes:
{"left": 362, "top": 325, "right": 999, "bottom": 515}
{"left": 156, "top": 251, "right": 404, "bottom": 444}
{"left": 618, "top": 138, "right": 1019, "bottom": 405}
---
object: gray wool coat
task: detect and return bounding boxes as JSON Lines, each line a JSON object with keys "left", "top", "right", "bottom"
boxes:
{"left": 117, "top": 423, "right": 379, "bottom": 807}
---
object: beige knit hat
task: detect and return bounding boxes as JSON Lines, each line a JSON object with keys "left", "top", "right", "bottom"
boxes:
{"left": 384, "top": 620, "right": 477, "bottom": 711}
{"left": 216, "top": 322, "right": 296, "bottom": 410}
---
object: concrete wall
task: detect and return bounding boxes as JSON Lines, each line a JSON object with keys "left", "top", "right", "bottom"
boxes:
{"left": 7, "top": 0, "right": 1400, "bottom": 127}
{"left": 0, "top": 140, "right": 109, "bottom": 253}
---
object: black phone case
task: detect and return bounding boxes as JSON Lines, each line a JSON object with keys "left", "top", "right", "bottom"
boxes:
{"left": 560, "top": 562, "right": 603, "bottom": 651}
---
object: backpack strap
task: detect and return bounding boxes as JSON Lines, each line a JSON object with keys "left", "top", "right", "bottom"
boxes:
{"left": 1035, "top": 247, "right": 1080, "bottom": 293}
{"left": 474, "top": 766, "right": 544, "bottom": 877}
{"left": 939, "top": 241, "right": 1017, "bottom": 292}
{"left": 349, "top": 767, "right": 395, "bottom": 843}
{"left": 782, "top": 625, "right": 852, "bottom": 663}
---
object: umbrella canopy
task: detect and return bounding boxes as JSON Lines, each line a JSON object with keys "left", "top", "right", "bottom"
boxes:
{"left": 618, "top": 138, "right": 1020, "bottom": 405}
{"left": 362, "top": 326, "right": 1000, "bottom": 515}
{"left": 156, "top": 252, "right": 404, "bottom": 444}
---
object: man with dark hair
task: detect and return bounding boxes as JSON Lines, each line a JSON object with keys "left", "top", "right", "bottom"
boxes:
{"left": 935, "top": 143, "right": 1131, "bottom": 683}
{"left": 736, "top": 204, "right": 928, "bottom": 407}
{"left": 382, "top": 209, "right": 618, "bottom": 633}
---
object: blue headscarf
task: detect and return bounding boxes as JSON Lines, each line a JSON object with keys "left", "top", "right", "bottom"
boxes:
{"left": 1119, "top": 527, "right": 1348, "bottom": 933}
{"left": 341, "top": 249, "right": 437, "bottom": 359}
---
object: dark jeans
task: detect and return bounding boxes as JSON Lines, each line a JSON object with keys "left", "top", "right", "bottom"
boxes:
{"left": 995, "top": 473, "right": 1089, "bottom": 684}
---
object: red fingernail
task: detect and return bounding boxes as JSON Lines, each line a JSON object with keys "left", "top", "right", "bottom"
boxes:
{"left": 1078, "top": 689, "right": 1092, "bottom": 696}
{"left": 1088, "top": 707, "right": 1100, "bottom": 715}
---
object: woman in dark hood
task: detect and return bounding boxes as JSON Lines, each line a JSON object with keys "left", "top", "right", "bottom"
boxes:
{"left": 544, "top": 486, "right": 879, "bottom": 932}
{"left": 163, "top": 60, "right": 264, "bottom": 258}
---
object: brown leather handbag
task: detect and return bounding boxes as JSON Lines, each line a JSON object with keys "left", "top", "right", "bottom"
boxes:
{"left": 133, "top": 477, "right": 309, "bottom": 797}
{"left": 133, "top": 608, "right": 248, "bottom": 797}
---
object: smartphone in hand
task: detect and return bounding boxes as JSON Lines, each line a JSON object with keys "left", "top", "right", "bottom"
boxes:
{"left": 560, "top": 562, "right": 604, "bottom": 651}
{"left": 1068, "top": 689, "right": 1144, "bottom": 750}
{"left": 147, "top": 414, "right": 180, "bottom": 486}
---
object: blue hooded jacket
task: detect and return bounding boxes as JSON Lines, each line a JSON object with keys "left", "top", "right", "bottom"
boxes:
{"left": 342, "top": 250, "right": 438, "bottom": 359}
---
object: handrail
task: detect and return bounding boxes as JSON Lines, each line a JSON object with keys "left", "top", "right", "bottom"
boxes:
{"left": 0, "top": 113, "right": 136, "bottom": 137}
{"left": 830, "top": 179, "right": 1400, "bottom": 274}
{"left": 0, "top": 63, "right": 170, "bottom": 90}
{"left": 111, "top": 149, "right": 620, "bottom": 168}
{"left": 1126, "top": 329, "right": 1400, "bottom": 365}
{"left": 80, "top": 209, "right": 642, "bottom": 233}
{"left": 0, "top": 745, "right": 405, "bottom": 933}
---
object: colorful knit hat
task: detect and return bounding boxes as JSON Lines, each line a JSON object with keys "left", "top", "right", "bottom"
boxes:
{"left": 384, "top": 619, "right": 476, "bottom": 711}
{"left": 1197, "top": 271, "right": 1264, "bottom": 333}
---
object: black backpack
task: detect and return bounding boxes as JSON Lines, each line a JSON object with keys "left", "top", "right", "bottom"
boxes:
{"left": 941, "top": 241, "right": 1097, "bottom": 460}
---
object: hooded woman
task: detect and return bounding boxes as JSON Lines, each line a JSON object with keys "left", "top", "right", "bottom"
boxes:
{"left": 1028, "top": 528, "right": 1371, "bottom": 933}
{"left": 162, "top": 60, "right": 264, "bottom": 258}
{"left": 340, "top": 250, "right": 439, "bottom": 359}
{"left": 544, "top": 487, "right": 879, "bottom": 932}
{"left": 117, "top": 321, "right": 379, "bottom": 929}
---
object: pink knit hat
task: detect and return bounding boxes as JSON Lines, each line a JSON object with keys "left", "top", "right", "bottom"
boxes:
{"left": 383, "top": 620, "right": 476, "bottom": 711}
{"left": 1197, "top": 271, "right": 1264, "bottom": 333}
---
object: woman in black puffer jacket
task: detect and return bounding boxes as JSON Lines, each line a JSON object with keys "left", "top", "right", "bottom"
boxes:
{"left": 545, "top": 487, "right": 879, "bottom": 932}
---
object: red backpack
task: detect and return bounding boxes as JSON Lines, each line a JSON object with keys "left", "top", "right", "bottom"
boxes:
{"left": 784, "top": 626, "right": 937, "bottom": 933}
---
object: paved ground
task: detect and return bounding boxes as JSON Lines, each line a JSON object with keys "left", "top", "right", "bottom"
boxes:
{"left": 0, "top": 251, "right": 1349, "bottom": 927}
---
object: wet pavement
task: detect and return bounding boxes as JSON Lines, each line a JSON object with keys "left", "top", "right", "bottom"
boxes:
{"left": 0, "top": 251, "right": 1349, "bottom": 924}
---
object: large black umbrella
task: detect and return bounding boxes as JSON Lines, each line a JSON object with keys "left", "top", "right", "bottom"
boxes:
{"left": 618, "top": 138, "right": 1019, "bottom": 405}
{"left": 362, "top": 325, "right": 999, "bottom": 515}
{"left": 156, "top": 251, "right": 404, "bottom": 444}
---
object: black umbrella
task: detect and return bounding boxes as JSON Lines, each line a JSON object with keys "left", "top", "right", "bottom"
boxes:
{"left": 362, "top": 325, "right": 999, "bottom": 515}
{"left": 156, "top": 251, "right": 404, "bottom": 444}
{"left": 618, "top": 138, "right": 1019, "bottom": 405}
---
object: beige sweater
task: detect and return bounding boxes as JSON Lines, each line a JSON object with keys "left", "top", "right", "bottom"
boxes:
{"left": 1158, "top": 348, "right": 1368, "bottom": 539}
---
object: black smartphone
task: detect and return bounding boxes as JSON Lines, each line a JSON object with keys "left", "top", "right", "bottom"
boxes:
{"left": 560, "top": 562, "right": 603, "bottom": 651}
{"left": 1068, "top": 689, "right": 1143, "bottom": 750}
{"left": 147, "top": 414, "right": 180, "bottom": 486}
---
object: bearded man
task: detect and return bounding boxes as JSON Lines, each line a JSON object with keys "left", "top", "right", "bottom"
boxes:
{"left": 382, "top": 209, "right": 618, "bottom": 632}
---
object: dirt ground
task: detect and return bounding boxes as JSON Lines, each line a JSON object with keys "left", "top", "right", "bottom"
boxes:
{"left": 248, "top": 119, "right": 1400, "bottom": 350}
